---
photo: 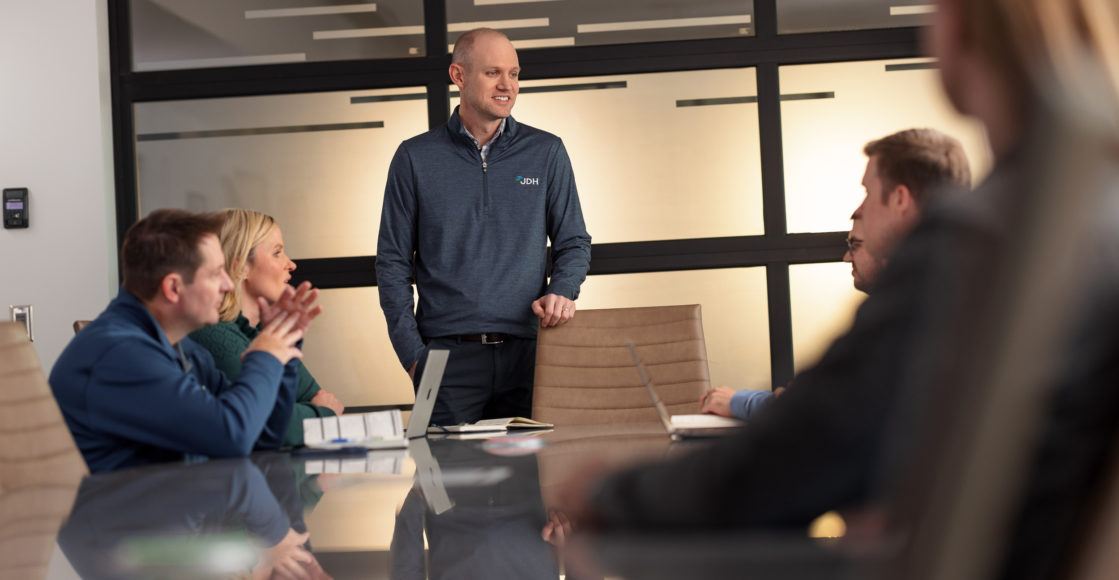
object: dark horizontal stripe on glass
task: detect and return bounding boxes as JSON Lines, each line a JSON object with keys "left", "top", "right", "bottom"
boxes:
{"left": 517, "top": 81, "right": 628, "bottom": 94}
{"left": 677, "top": 96, "right": 758, "bottom": 107}
{"left": 137, "top": 121, "right": 384, "bottom": 141}
{"left": 349, "top": 81, "right": 626, "bottom": 105}
{"left": 778, "top": 91, "right": 835, "bottom": 102}
{"left": 350, "top": 93, "right": 426, "bottom": 104}
{"left": 885, "top": 62, "right": 937, "bottom": 71}
{"left": 676, "top": 91, "right": 833, "bottom": 107}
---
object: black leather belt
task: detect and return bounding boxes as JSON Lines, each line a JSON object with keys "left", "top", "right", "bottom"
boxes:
{"left": 449, "top": 333, "right": 513, "bottom": 344}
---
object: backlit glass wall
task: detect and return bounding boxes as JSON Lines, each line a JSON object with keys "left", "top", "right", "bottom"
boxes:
{"left": 118, "top": 1, "right": 987, "bottom": 408}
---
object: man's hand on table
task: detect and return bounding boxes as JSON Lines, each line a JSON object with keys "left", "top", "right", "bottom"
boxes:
{"left": 700, "top": 386, "right": 737, "bottom": 418}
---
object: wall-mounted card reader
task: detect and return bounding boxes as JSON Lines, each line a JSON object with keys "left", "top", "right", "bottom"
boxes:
{"left": 4, "top": 188, "right": 29, "bottom": 229}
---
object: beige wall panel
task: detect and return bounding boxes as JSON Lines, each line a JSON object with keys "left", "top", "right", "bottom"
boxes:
{"left": 789, "top": 262, "right": 867, "bottom": 373}
{"left": 781, "top": 58, "right": 991, "bottom": 233}
{"left": 301, "top": 287, "right": 415, "bottom": 408}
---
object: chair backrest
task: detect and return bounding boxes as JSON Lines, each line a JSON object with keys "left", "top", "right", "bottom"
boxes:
{"left": 0, "top": 322, "right": 87, "bottom": 578}
{"left": 73, "top": 320, "right": 91, "bottom": 334}
{"left": 532, "top": 305, "right": 711, "bottom": 425}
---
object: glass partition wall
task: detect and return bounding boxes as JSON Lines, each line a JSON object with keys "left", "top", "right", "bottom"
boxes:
{"left": 111, "top": 0, "right": 986, "bottom": 408}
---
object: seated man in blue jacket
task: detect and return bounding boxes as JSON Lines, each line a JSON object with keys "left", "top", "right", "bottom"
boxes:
{"left": 50, "top": 209, "right": 322, "bottom": 473}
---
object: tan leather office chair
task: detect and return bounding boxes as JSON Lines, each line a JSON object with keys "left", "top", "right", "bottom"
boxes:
{"left": 0, "top": 322, "right": 87, "bottom": 578}
{"left": 72, "top": 320, "right": 91, "bottom": 333}
{"left": 533, "top": 304, "right": 711, "bottom": 425}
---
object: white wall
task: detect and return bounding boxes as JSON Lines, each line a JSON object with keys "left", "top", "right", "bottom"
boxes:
{"left": 0, "top": 0, "right": 117, "bottom": 374}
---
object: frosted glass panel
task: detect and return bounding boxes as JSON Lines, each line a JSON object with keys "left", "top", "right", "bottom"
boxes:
{"left": 781, "top": 58, "right": 991, "bottom": 233}
{"left": 300, "top": 287, "right": 414, "bottom": 408}
{"left": 446, "top": 0, "right": 754, "bottom": 51}
{"left": 576, "top": 268, "right": 771, "bottom": 390}
{"left": 453, "top": 69, "right": 764, "bottom": 243}
{"left": 130, "top": 0, "right": 425, "bottom": 71}
{"left": 778, "top": 0, "right": 933, "bottom": 34}
{"left": 789, "top": 262, "right": 866, "bottom": 372}
{"left": 135, "top": 86, "right": 427, "bottom": 259}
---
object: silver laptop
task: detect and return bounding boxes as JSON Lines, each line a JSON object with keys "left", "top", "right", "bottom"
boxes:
{"left": 627, "top": 342, "right": 744, "bottom": 439}
{"left": 406, "top": 349, "right": 450, "bottom": 439}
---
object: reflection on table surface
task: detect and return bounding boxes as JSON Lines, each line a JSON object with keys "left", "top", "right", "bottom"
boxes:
{"left": 38, "top": 423, "right": 858, "bottom": 579}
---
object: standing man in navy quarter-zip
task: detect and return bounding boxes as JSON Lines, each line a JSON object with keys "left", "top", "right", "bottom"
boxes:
{"left": 377, "top": 28, "right": 592, "bottom": 427}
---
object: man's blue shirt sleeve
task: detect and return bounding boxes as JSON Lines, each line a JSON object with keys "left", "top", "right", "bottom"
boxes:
{"left": 86, "top": 339, "right": 286, "bottom": 458}
{"left": 249, "top": 350, "right": 300, "bottom": 449}
{"left": 730, "top": 389, "right": 773, "bottom": 421}
{"left": 191, "top": 340, "right": 296, "bottom": 450}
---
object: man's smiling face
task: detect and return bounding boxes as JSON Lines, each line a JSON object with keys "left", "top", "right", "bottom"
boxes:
{"left": 454, "top": 32, "right": 520, "bottom": 124}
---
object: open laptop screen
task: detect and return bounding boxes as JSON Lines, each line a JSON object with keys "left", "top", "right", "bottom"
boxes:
{"left": 626, "top": 342, "right": 675, "bottom": 432}
{"left": 406, "top": 349, "right": 450, "bottom": 438}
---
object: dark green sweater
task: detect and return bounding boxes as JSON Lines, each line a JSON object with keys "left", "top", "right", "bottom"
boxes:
{"left": 190, "top": 313, "right": 336, "bottom": 446}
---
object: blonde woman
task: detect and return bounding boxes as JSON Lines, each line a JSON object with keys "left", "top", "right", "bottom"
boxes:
{"left": 191, "top": 209, "right": 343, "bottom": 446}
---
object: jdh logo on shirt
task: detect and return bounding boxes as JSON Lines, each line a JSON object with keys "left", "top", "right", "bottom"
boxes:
{"left": 516, "top": 176, "right": 539, "bottom": 186}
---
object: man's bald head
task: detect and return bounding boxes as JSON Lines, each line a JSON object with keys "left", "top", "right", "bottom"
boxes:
{"left": 451, "top": 28, "right": 512, "bottom": 69}
{"left": 449, "top": 28, "right": 520, "bottom": 133}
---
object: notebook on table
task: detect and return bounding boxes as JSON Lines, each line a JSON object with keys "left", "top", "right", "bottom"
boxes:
{"left": 405, "top": 349, "right": 553, "bottom": 435}
{"left": 301, "top": 409, "right": 408, "bottom": 450}
{"left": 427, "top": 416, "right": 553, "bottom": 434}
{"left": 626, "top": 342, "right": 744, "bottom": 439}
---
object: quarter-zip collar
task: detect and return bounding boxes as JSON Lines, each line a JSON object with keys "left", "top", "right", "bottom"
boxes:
{"left": 461, "top": 117, "right": 506, "bottom": 161}
{"left": 447, "top": 107, "right": 519, "bottom": 162}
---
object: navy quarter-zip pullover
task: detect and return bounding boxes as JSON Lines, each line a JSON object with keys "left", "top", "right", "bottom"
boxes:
{"left": 377, "top": 108, "right": 592, "bottom": 368}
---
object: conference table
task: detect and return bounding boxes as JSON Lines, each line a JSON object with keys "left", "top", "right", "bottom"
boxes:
{"left": 40, "top": 423, "right": 861, "bottom": 579}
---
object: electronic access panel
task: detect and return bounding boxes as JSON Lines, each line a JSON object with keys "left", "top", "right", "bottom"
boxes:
{"left": 4, "top": 188, "right": 28, "bottom": 229}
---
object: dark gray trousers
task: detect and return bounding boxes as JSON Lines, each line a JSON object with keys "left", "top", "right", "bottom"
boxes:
{"left": 413, "top": 336, "right": 536, "bottom": 427}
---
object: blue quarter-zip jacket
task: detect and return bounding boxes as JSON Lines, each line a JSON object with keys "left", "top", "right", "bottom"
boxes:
{"left": 49, "top": 289, "right": 299, "bottom": 472}
{"left": 377, "top": 108, "right": 592, "bottom": 368}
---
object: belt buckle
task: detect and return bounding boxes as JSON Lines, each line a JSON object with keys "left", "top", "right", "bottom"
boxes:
{"left": 480, "top": 333, "right": 504, "bottom": 345}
